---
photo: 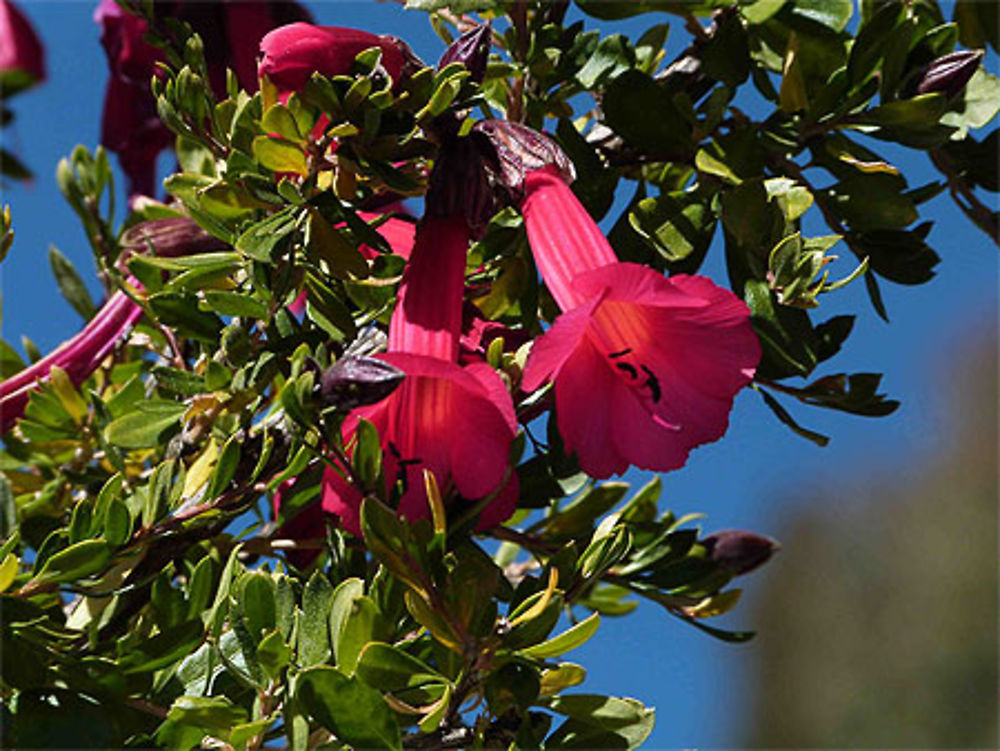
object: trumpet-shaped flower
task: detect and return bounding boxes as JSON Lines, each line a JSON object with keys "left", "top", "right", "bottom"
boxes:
{"left": 0, "top": 290, "right": 142, "bottom": 434}
{"left": 520, "top": 166, "right": 760, "bottom": 478}
{"left": 321, "top": 216, "right": 518, "bottom": 535}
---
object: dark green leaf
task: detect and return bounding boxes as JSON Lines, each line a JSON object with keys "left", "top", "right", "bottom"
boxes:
{"left": 297, "top": 666, "right": 402, "bottom": 751}
{"left": 755, "top": 386, "right": 830, "bottom": 446}
{"left": 602, "top": 70, "right": 694, "bottom": 158}
{"left": 33, "top": 539, "right": 110, "bottom": 584}
{"left": 104, "top": 401, "right": 187, "bottom": 449}
{"left": 48, "top": 246, "right": 97, "bottom": 320}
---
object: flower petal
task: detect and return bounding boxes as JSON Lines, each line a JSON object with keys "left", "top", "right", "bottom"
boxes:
{"left": 521, "top": 294, "right": 602, "bottom": 392}
{"left": 554, "top": 339, "right": 628, "bottom": 478}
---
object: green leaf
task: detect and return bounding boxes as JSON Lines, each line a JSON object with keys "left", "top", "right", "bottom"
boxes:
{"left": 823, "top": 174, "right": 917, "bottom": 231}
{"left": 542, "top": 694, "right": 655, "bottom": 750}
{"left": 122, "top": 619, "right": 205, "bottom": 674}
{"left": 253, "top": 135, "right": 308, "bottom": 176}
{"left": 847, "top": 2, "right": 905, "bottom": 86}
{"left": 775, "top": 372, "right": 899, "bottom": 416}
{"left": 261, "top": 103, "right": 304, "bottom": 143}
{"left": 33, "top": 539, "right": 111, "bottom": 584}
{"left": 542, "top": 483, "right": 629, "bottom": 539}
{"left": 48, "top": 246, "right": 96, "bottom": 320}
{"left": 700, "top": 9, "right": 750, "bottom": 86}
{"left": 540, "top": 663, "right": 588, "bottom": 696}
{"left": 235, "top": 207, "right": 297, "bottom": 262}
{"left": 0, "top": 339, "right": 26, "bottom": 379}
{"left": 297, "top": 666, "right": 402, "bottom": 751}
{"left": 8, "top": 689, "right": 120, "bottom": 749}
{"left": 522, "top": 612, "right": 601, "bottom": 659}
{"left": 239, "top": 571, "right": 277, "bottom": 639}
{"left": 104, "top": 401, "right": 187, "bottom": 449}
{"left": 207, "top": 435, "right": 241, "bottom": 499}
{"left": 167, "top": 695, "right": 248, "bottom": 730}
{"left": 755, "top": 386, "right": 830, "bottom": 446}
{"left": 851, "top": 225, "right": 940, "bottom": 285}
{"left": 299, "top": 571, "right": 334, "bottom": 667}
{"left": 575, "top": 34, "right": 635, "bottom": 89}
{"left": 941, "top": 69, "right": 1000, "bottom": 136}
{"left": 790, "top": 0, "right": 852, "bottom": 31}
{"left": 355, "top": 642, "right": 447, "bottom": 693}
{"left": 257, "top": 628, "right": 293, "bottom": 679}
{"left": 305, "top": 207, "right": 370, "bottom": 280}
{"left": 335, "top": 594, "right": 387, "bottom": 675}
{"left": 202, "top": 291, "right": 268, "bottom": 319}
{"left": 629, "top": 191, "right": 718, "bottom": 271}
{"left": 149, "top": 292, "right": 224, "bottom": 343}
{"left": 602, "top": 70, "right": 694, "bottom": 157}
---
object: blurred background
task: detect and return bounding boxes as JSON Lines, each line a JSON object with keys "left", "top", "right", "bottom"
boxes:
{"left": 2, "top": 1, "right": 996, "bottom": 747}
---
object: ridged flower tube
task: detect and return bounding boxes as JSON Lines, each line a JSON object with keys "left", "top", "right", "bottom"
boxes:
{"left": 321, "top": 216, "right": 518, "bottom": 536}
{"left": 520, "top": 166, "right": 760, "bottom": 478}
{"left": 0, "top": 290, "right": 142, "bottom": 434}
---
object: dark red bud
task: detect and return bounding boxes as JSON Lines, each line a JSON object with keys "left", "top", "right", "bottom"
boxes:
{"left": 915, "top": 49, "right": 984, "bottom": 99}
{"left": 425, "top": 136, "right": 497, "bottom": 234}
{"left": 702, "top": 529, "right": 780, "bottom": 575}
{"left": 472, "top": 120, "right": 575, "bottom": 200}
{"left": 319, "top": 355, "right": 404, "bottom": 411}
{"left": 120, "top": 216, "right": 229, "bottom": 257}
{"left": 438, "top": 23, "right": 491, "bottom": 83}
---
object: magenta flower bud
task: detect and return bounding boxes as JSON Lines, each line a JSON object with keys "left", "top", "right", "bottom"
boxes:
{"left": 701, "top": 529, "right": 780, "bottom": 575}
{"left": 120, "top": 216, "right": 229, "bottom": 258}
{"left": 473, "top": 120, "right": 575, "bottom": 201}
{"left": 258, "top": 23, "right": 409, "bottom": 96}
{"left": 319, "top": 355, "right": 405, "bottom": 412}
{"left": 0, "top": 0, "right": 45, "bottom": 92}
{"left": 914, "top": 49, "right": 984, "bottom": 99}
{"left": 438, "top": 23, "right": 491, "bottom": 83}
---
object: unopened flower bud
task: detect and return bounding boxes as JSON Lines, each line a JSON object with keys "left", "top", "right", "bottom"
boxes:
{"left": 701, "top": 529, "right": 780, "bottom": 575}
{"left": 438, "top": 23, "right": 491, "bottom": 83}
{"left": 120, "top": 216, "right": 228, "bottom": 257}
{"left": 425, "top": 136, "right": 496, "bottom": 234}
{"left": 472, "top": 120, "right": 575, "bottom": 201}
{"left": 319, "top": 355, "right": 404, "bottom": 411}
{"left": 914, "top": 49, "right": 984, "bottom": 99}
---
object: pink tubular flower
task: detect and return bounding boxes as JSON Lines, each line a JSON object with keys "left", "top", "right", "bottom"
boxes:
{"left": 321, "top": 215, "right": 518, "bottom": 536}
{"left": 258, "top": 23, "right": 407, "bottom": 96}
{"left": 95, "top": 0, "right": 311, "bottom": 197}
{"left": 0, "top": 290, "right": 142, "bottom": 434}
{"left": 520, "top": 166, "right": 760, "bottom": 479}
{"left": 0, "top": 0, "right": 45, "bottom": 89}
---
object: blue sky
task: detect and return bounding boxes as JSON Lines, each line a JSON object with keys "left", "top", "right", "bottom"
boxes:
{"left": 2, "top": 2, "right": 997, "bottom": 747}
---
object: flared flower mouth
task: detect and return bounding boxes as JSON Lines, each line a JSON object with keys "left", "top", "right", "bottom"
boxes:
{"left": 320, "top": 211, "right": 519, "bottom": 535}
{"left": 516, "top": 158, "right": 760, "bottom": 478}
{"left": 322, "top": 352, "right": 518, "bottom": 536}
